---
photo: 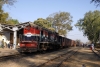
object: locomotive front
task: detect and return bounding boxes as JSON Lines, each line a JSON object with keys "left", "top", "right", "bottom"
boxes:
{"left": 19, "top": 25, "right": 40, "bottom": 52}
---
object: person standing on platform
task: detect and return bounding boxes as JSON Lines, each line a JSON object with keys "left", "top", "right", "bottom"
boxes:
{"left": 1, "top": 39, "right": 4, "bottom": 49}
{"left": 7, "top": 40, "right": 10, "bottom": 48}
{"left": 0, "top": 40, "right": 2, "bottom": 48}
{"left": 91, "top": 42, "right": 94, "bottom": 50}
{"left": 82, "top": 43, "right": 84, "bottom": 48}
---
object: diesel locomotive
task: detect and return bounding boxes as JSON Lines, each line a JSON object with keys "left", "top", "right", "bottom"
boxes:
{"left": 18, "top": 23, "right": 76, "bottom": 52}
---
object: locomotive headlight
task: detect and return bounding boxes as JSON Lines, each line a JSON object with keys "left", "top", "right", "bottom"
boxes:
{"left": 21, "top": 44, "right": 25, "bottom": 46}
{"left": 25, "top": 33, "right": 32, "bottom": 37}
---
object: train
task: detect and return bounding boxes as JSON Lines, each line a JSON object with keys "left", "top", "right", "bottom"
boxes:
{"left": 17, "top": 23, "right": 76, "bottom": 53}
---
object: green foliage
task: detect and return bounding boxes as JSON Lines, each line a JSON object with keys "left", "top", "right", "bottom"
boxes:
{"left": 0, "top": 0, "right": 18, "bottom": 25}
{"left": 91, "top": 0, "right": 100, "bottom": 6}
{"left": 95, "top": 43, "right": 100, "bottom": 48}
{"left": 34, "top": 18, "right": 55, "bottom": 31}
{"left": 0, "top": 0, "right": 17, "bottom": 6}
{"left": 0, "top": 12, "right": 9, "bottom": 23}
{"left": 46, "top": 11, "right": 73, "bottom": 36}
{"left": 7, "top": 19, "right": 19, "bottom": 25}
{"left": 0, "top": 6, "right": 9, "bottom": 23}
{"left": 75, "top": 10, "right": 100, "bottom": 43}
{"left": 0, "top": 5, "right": 19, "bottom": 25}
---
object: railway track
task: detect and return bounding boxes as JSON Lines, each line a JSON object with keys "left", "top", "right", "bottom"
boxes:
{"left": 0, "top": 47, "right": 72, "bottom": 59}
{"left": 0, "top": 53, "right": 25, "bottom": 62}
{"left": 0, "top": 47, "right": 80, "bottom": 67}
{"left": 0, "top": 48, "right": 68, "bottom": 61}
{"left": 37, "top": 48, "right": 80, "bottom": 67}
{"left": 0, "top": 51, "right": 39, "bottom": 62}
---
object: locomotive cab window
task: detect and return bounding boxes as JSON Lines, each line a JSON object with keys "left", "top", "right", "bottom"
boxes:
{"left": 19, "top": 34, "right": 37, "bottom": 41}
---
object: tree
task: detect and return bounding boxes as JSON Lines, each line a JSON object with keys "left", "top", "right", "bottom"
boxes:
{"left": 91, "top": 0, "right": 100, "bottom": 6}
{"left": 0, "top": 6, "right": 19, "bottom": 25}
{"left": 46, "top": 11, "right": 73, "bottom": 36}
{"left": 0, "top": 0, "right": 17, "bottom": 6}
{"left": 75, "top": 39, "right": 82, "bottom": 46}
{"left": 0, "top": 6, "right": 9, "bottom": 23}
{"left": 7, "top": 18, "right": 19, "bottom": 25}
{"left": 75, "top": 10, "right": 100, "bottom": 43}
{"left": 0, "top": 0, "right": 17, "bottom": 24}
{"left": 34, "top": 18, "right": 55, "bottom": 31}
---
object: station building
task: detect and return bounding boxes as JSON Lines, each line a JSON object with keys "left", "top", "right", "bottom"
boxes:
{"left": 0, "top": 22, "right": 31, "bottom": 49}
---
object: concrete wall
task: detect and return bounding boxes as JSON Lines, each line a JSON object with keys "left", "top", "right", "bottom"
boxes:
{"left": 0, "top": 31, "right": 10, "bottom": 46}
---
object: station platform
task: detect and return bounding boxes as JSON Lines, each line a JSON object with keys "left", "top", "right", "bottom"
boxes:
{"left": 0, "top": 48, "right": 19, "bottom": 57}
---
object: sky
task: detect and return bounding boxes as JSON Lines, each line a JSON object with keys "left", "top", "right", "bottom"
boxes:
{"left": 3, "top": 0, "right": 100, "bottom": 43}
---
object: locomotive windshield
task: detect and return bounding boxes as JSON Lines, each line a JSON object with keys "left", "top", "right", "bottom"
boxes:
{"left": 19, "top": 34, "right": 36, "bottom": 41}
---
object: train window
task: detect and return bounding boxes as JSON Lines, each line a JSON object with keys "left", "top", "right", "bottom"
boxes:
{"left": 32, "top": 36, "right": 36, "bottom": 41}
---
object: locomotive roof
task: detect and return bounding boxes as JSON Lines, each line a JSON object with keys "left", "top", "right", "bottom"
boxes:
{"left": 29, "top": 22, "right": 57, "bottom": 33}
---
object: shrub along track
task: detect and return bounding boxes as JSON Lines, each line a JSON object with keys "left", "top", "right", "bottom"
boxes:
{"left": 37, "top": 48, "right": 80, "bottom": 67}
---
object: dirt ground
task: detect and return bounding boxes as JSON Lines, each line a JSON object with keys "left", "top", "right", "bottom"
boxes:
{"left": 0, "top": 47, "right": 75, "bottom": 67}
{"left": 61, "top": 47, "right": 100, "bottom": 67}
{"left": 95, "top": 48, "right": 100, "bottom": 53}
{"left": 0, "top": 47, "right": 100, "bottom": 67}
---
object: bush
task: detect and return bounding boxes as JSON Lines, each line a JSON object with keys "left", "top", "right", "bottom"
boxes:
{"left": 95, "top": 43, "right": 100, "bottom": 48}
